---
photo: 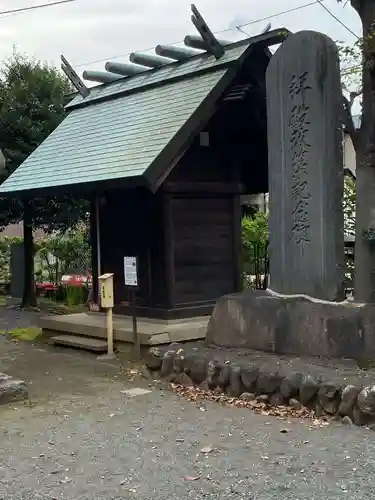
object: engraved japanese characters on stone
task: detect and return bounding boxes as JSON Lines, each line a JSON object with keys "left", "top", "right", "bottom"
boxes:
{"left": 289, "top": 71, "right": 311, "bottom": 99}
{"left": 288, "top": 72, "right": 312, "bottom": 247}
{"left": 266, "top": 30, "right": 344, "bottom": 300}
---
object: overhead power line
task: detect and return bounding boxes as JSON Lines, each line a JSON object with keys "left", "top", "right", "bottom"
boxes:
{"left": 0, "top": 0, "right": 359, "bottom": 69}
{"left": 0, "top": 0, "right": 76, "bottom": 17}
{"left": 315, "top": 0, "right": 359, "bottom": 38}
{"left": 75, "top": 0, "right": 358, "bottom": 69}
{"left": 74, "top": 0, "right": 323, "bottom": 68}
{"left": 237, "top": 0, "right": 322, "bottom": 29}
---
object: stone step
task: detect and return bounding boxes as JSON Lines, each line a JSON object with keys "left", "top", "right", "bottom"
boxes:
{"left": 51, "top": 335, "right": 108, "bottom": 353}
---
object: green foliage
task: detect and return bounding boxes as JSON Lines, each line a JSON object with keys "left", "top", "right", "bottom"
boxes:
{"left": 0, "top": 50, "right": 72, "bottom": 176}
{"left": 337, "top": 38, "right": 362, "bottom": 98}
{"left": 0, "top": 327, "right": 42, "bottom": 341}
{"left": 37, "top": 224, "right": 91, "bottom": 283}
{"left": 0, "top": 50, "right": 90, "bottom": 306}
{"left": 343, "top": 176, "right": 356, "bottom": 236}
{"left": 241, "top": 212, "right": 268, "bottom": 288}
{"left": 65, "top": 286, "right": 86, "bottom": 307}
{"left": 242, "top": 212, "right": 268, "bottom": 251}
{"left": 0, "top": 236, "right": 23, "bottom": 283}
{"left": 337, "top": 36, "right": 362, "bottom": 137}
{"left": 241, "top": 176, "right": 356, "bottom": 280}
{"left": 335, "top": 34, "right": 359, "bottom": 236}
{"left": 0, "top": 50, "right": 88, "bottom": 230}
{"left": 0, "top": 226, "right": 91, "bottom": 297}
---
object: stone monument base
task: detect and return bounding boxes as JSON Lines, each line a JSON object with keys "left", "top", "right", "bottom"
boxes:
{"left": 206, "top": 289, "right": 375, "bottom": 359}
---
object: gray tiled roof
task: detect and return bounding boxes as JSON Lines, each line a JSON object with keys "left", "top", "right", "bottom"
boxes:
{"left": 0, "top": 29, "right": 288, "bottom": 195}
{"left": 0, "top": 69, "right": 227, "bottom": 193}
{"left": 67, "top": 43, "right": 249, "bottom": 110}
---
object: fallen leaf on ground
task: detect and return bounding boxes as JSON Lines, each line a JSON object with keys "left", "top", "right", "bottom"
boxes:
{"left": 59, "top": 477, "right": 72, "bottom": 484}
{"left": 312, "top": 466, "right": 327, "bottom": 474}
{"left": 170, "top": 384, "right": 330, "bottom": 426}
{"left": 184, "top": 476, "right": 200, "bottom": 481}
{"left": 200, "top": 445, "right": 214, "bottom": 454}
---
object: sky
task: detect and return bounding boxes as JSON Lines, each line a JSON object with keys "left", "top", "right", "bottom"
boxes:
{"left": 0, "top": 0, "right": 361, "bottom": 79}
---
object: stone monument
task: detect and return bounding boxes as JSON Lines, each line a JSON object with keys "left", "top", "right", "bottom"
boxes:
{"left": 205, "top": 31, "right": 375, "bottom": 360}
{"left": 266, "top": 30, "right": 344, "bottom": 300}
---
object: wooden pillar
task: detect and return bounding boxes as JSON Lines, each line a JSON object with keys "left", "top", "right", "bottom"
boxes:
{"left": 163, "top": 193, "right": 175, "bottom": 309}
{"left": 232, "top": 193, "right": 243, "bottom": 292}
{"left": 231, "top": 162, "right": 243, "bottom": 293}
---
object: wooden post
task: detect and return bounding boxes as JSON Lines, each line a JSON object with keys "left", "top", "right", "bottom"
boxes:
{"left": 124, "top": 256, "right": 140, "bottom": 359}
{"left": 163, "top": 193, "right": 175, "bottom": 309}
{"left": 232, "top": 193, "right": 243, "bottom": 292}
{"left": 98, "top": 273, "right": 115, "bottom": 359}
{"left": 131, "top": 289, "right": 140, "bottom": 359}
{"left": 106, "top": 307, "right": 114, "bottom": 356}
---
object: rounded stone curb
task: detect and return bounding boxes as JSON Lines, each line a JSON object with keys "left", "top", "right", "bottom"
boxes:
{"left": 145, "top": 347, "right": 164, "bottom": 370}
{"left": 145, "top": 345, "right": 375, "bottom": 428}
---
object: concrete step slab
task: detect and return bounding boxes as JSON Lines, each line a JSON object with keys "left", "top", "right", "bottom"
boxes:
{"left": 51, "top": 335, "right": 108, "bottom": 353}
{"left": 40, "top": 312, "right": 208, "bottom": 346}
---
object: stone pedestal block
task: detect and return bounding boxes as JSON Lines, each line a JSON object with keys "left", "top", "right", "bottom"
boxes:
{"left": 206, "top": 289, "right": 374, "bottom": 359}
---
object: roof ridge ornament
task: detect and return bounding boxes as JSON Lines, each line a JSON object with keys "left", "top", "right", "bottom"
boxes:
{"left": 129, "top": 52, "right": 173, "bottom": 68}
{"left": 82, "top": 70, "right": 123, "bottom": 84}
{"left": 104, "top": 61, "right": 148, "bottom": 77}
{"left": 261, "top": 23, "right": 272, "bottom": 34}
{"left": 190, "top": 4, "right": 225, "bottom": 59}
{"left": 61, "top": 55, "right": 90, "bottom": 98}
{"left": 155, "top": 44, "right": 202, "bottom": 61}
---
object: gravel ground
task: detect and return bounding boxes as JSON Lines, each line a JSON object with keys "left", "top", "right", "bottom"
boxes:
{"left": 0, "top": 310, "right": 375, "bottom": 499}
{"left": 0, "top": 307, "right": 44, "bottom": 331}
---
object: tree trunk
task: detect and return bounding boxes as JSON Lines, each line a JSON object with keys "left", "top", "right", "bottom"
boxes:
{"left": 21, "top": 202, "right": 37, "bottom": 308}
{"left": 89, "top": 196, "right": 99, "bottom": 304}
{"left": 353, "top": 0, "right": 375, "bottom": 302}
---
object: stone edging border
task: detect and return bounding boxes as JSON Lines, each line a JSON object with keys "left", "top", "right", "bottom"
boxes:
{"left": 145, "top": 344, "right": 375, "bottom": 428}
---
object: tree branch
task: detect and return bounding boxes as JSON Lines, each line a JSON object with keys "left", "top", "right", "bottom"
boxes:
{"left": 341, "top": 93, "right": 361, "bottom": 151}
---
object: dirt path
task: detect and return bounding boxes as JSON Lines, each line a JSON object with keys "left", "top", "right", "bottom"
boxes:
{"left": 0, "top": 332, "right": 374, "bottom": 499}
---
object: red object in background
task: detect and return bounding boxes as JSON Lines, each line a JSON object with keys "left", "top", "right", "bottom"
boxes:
{"left": 36, "top": 282, "right": 58, "bottom": 296}
{"left": 60, "top": 274, "right": 92, "bottom": 287}
{"left": 36, "top": 274, "right": 92, "bottom": 296}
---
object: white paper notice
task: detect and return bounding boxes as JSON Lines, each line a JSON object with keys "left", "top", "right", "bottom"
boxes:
{"left": 124, "top": 256, "right": 138, "bottom": 287}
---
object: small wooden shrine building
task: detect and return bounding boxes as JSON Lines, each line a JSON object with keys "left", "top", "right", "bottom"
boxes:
{"left": 0, "top": 9, "right": 289, "bottom": 320}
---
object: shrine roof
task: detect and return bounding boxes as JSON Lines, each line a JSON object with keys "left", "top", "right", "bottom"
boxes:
{"left": 0, "top": 29, "right": 289, "bottom": 196}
